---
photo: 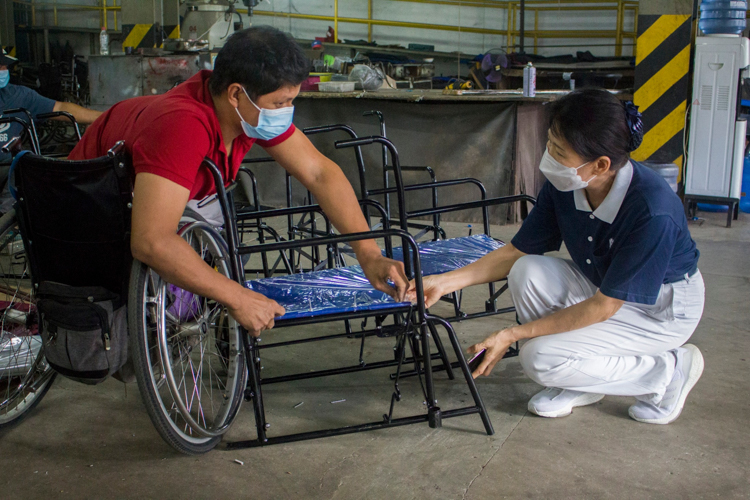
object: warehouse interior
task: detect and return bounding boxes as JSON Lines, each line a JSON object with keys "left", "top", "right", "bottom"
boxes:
{"left": 1, "top": 0, "right": 749, "bottom": 498}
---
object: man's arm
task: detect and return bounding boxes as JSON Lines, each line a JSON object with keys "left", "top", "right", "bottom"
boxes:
{"left": 130, "top": 173, "right": 285, "bottom": 335}
{"left": 52, "top": 101, "right": 102, "bottom": 125}
{"left": 263, "top": 129, "right": 409, "bottom": 300}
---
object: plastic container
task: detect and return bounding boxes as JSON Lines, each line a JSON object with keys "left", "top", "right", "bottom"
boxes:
{"left": 317, "top": 81, "right": 356, "bottom": 93}
{"left": 300, "top": 73, "right": 333, "bottom": 91}
{"left": 99, "top": 27, "right": 109, "bottom": 56}
{"left": 699, "top": 0, "right": 748, "bottom": 35}
{"left": 642, "top": 162, "right": 679, "bottom": 193}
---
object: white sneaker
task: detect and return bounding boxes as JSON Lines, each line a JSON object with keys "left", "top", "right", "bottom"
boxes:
{"left": 628, "top": 344, "right": 704, "bottom": 425}
{"left": 527, "top": 388, "right": 605, "bottom": 418}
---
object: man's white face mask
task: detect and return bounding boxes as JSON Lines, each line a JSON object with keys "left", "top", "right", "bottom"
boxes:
{"left": 538, "top": 149, "right": 596, "bottom": 192}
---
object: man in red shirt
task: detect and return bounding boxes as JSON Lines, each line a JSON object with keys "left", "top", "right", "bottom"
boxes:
{"left": 69, "top": 27, "right": 408, "bottom": 335}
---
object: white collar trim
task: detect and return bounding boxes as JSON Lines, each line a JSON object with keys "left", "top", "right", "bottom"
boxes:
{"left": 573, "top": 161, "right": 633, "bottom": 224}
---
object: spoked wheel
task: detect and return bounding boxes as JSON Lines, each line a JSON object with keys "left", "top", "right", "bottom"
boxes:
{"left": 129, "top": 222, "right": 247, "bottom": 454}
{"left": 0, "top": 210, "right": 56, "bottom": 431}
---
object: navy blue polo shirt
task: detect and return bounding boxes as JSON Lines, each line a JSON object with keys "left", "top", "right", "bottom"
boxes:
{"left": 511, "top": 161, "right": 699, "bottom": 305}
{"left": 0, "top": 84, "right": 56, "bottom": 164}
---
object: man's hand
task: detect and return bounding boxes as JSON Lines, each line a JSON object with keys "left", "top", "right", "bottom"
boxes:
{"left": 359, "top": 253, "right": 410, "bottom": 302}
{"left": 227, "top": 288, "right": 286, "bottom": 337}
{"left": 467, "top": 328, "right": 516, "bottom": 379}
{"left": 406, "top": 274, "right": 448, "bottom": 308}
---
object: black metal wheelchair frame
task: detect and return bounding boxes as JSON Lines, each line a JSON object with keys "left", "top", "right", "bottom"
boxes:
{"left": 239, "top": 122, "right": 536, "bottom": 325}
{"left": 196, "top": 134, "right": 535, "bottom": 448}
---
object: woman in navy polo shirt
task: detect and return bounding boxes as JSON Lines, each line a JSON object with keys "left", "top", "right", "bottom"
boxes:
{"left": 414, "top": 88, "right": 704, "bottom": 425}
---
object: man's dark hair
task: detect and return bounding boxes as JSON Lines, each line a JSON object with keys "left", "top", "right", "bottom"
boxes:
{"left": 209, "top": 26, "right": 310, "bottom": 99}
{"left": 548, "top": 88, "right": 643, "bottom": 170}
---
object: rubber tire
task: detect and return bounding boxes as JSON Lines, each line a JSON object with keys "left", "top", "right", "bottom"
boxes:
{"left": 0, "top": 210, "right": 57, "bottom": 432}
{"left": 128, "top": 258, "right": 247, "bottom": 455}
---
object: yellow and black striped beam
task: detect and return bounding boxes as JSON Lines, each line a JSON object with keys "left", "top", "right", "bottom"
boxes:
{"left": 122, "top": 24, "right": 180, "bottom": 50}
{"left": 631, "top": 14, "right": 693, "bottom": 174}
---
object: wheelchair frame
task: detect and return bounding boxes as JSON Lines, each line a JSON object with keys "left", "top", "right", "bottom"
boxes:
{"left": 200, "top": 134, "right": 535, "bottom": 448}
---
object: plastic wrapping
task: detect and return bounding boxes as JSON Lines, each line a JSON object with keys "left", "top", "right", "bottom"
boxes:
{"left": 389, "top": 234, "right": 505, "bottom": 276}
{"left": 348, "top": 64, "right": 385, "bottom": 90}
{"left": 245, "top": 235, "right": 503, "bottom": 320}
{"left": 247, "top": 265, "right": 406, "bottom": 320}
{"left": 167, "top": 284, "right": 200, "bottom": 322}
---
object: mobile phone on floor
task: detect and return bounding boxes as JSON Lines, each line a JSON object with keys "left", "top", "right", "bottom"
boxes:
{"left": 467, "top": 348, "right": 487, "bottom": 372}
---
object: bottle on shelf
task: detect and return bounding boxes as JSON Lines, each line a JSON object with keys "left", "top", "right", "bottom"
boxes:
{"left": 99, "top": 27, "right": 109, "bottom": 56}
{"left": 523, "top": 62, "right": 536, "bottom": 97}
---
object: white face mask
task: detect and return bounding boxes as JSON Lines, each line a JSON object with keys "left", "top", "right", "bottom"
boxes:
{"left": 539, "top": 149, "right": 596, "bottom": 192}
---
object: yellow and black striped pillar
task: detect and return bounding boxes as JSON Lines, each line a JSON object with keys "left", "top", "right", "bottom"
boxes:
{"left": 122, "top": 24, "right": 180, "bottom": 50}
{"left": 631, "top": 14, "right": 693, "bottom": 175}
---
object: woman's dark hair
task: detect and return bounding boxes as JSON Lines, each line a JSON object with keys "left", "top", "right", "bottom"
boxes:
{"left": 209, "top": 26, "right": 310, "bottom": 99}
{"left": 548, "top": 88, "right": 644, "bottom": 170}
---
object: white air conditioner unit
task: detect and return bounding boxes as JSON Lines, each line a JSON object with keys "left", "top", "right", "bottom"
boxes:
{"left": 685, "top": 36, "right": 749, "bottom": 226}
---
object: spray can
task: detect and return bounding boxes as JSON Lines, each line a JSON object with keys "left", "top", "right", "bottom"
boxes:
{"left": 99, "top": 27, "right": 109, "bottom": 56}
{"left": 523, "top": 62, "right": 536, "bottom": 97}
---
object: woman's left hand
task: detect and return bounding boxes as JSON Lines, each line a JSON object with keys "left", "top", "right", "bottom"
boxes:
{"left": 467, "top": 328, "right": 517, "bottom": 379}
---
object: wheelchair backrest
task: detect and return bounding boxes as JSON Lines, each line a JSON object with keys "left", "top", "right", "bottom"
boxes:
{"left": 13, "top": 141, "right": 133, "bottom": 297}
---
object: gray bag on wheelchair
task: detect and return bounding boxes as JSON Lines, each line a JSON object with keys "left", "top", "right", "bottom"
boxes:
{"left": 11, "top": 143, "right": 134, "bottom": 385}
{"left": 36, "top": 282, "right": 128, "bottom": 385}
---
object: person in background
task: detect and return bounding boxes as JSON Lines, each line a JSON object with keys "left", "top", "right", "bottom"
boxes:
{"left": 0, "top": 48, "right": 102, "bottom": 164}
{"left": 409, "top": 89, "right": 704, "bottom": 425}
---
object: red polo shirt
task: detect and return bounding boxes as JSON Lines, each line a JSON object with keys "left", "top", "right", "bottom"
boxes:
{"left": 68, "top": 70, "right": 295, "bottom": 200}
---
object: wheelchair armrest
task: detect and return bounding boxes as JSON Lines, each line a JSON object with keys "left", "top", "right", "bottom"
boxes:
{"left": 0, "top": 117, "right": 37, "bottom": 154}
{"left": 407, "top": 194, "right": 537, "bottom": 219}
{"left": 36, "top": 111, "right": 82, "bottom": 141}
{"left": 1, "top": 108, "right": 40, "bottom": 153}
{"left": 1, "top": 135, "right": 23, "bottom": 155}
{"left": 235, "top": 198, "right": 388, "bottom": 226}
{"left": 369, "top": 177, "right": 487, "bottom": 199}
{"left": 302, "top": 124, "right": 358, "bottom": 138}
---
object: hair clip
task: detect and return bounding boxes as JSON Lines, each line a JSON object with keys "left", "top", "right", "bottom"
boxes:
{"left": 623, "top": 101, "right": 643, "bottom": 152}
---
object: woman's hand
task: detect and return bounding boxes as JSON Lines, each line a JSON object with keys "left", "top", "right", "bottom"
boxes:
{"left": 467, "top": 328, "right": 517, "bottom": 378}
{"left": 406, "top": 274, "right": 449, "bottom": 308}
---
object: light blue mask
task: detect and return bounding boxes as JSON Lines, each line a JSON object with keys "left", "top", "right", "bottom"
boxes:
{"left": 0, "top": 70, "right": 9, "bottom": 89}
{"left": 235, "top": 87, "right": 294, "bottom": 141}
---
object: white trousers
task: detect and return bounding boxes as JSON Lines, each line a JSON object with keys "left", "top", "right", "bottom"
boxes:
{"left": 510, "top": 255, "right": 705, "bottom": 404}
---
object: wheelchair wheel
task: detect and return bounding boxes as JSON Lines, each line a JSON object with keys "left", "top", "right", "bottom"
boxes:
{"left": 0, "top": 210, "right": 56, "bottom": 431}
{"left": 129, "top": 222, "right": 247, "bottom": 454}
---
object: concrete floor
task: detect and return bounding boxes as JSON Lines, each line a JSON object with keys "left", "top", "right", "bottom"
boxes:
{"left": 1, "top": 212, "right": 749, "bottom": 499}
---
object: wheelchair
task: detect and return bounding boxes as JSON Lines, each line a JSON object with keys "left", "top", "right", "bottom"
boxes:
{"left": 0, "top": 108, "right": 84, "bottom": 432}
{"left": 1, "top": 126, "right": 534, "bottom": 455}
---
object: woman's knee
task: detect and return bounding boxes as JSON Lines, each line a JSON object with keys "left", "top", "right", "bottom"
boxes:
{"left": 519, "top": 338, "right": 548, "bottom": 385}
{"left": 508, "top": 255, "right": 557, "bottom": 298}
{"left": 509, "top": 255, "right": 541, "bottom": 291}
{"left": 519, "top": 337, "right": 570, "bottom": 387}
{"left": 508, "top": 255, "right": 558, "bottom": 323}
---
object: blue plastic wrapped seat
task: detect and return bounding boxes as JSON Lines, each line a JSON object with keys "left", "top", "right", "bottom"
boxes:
{"left": 389, "top": 234, "right": 504, "bottom": 276}
{"left": 246, "top": 234, "right": 504, "bottom": 319}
